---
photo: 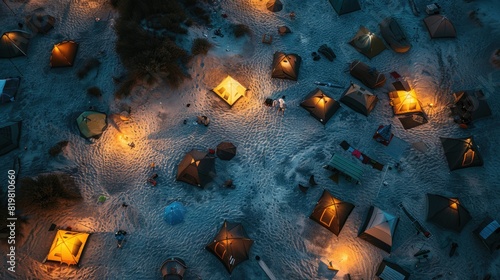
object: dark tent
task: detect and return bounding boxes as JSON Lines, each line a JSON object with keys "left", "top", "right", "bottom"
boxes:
{"left": 25, "top": 14, "right": 55, "bottom": 34}
{"left": 373, "top": 124, "right": 393, "bottom": 146}
{"left": 266, "top": 0, "right": 283, "bottom": 12}
{"left": 216, "top": 142, "right": 237, "bottom": 160}
{"left": 349, "top": 27, "right": 386, "bottom": 59}
{"left": 0, "top": 77, "right": 20, "bottom": 104}
{"left": 177, "top": 149, "right": 216, "bottom": 188}
{"left": 473, "top": 216, "right": 500, "bottom": 253}
{"left": 0, "top": 31, "right": 30, "bottom": 58}
{"left": 271, "top": 52, "right": 301, "bottom": 81}
{"left": 76, "top": 111, "right": 108, "bottom": 139}
{"left": 440, "top": 136, "right": 483, "bottom": 171}
{"left": 350, "top": 60, "right": 386, "bottom": 89}
{"left": 379, "top": 17, "right": 411, "bottom": 53}
{"left": 358, "top": 206, "right": 399, "bottom": 253}
{"left": 300, "top": 88, "right": 340, "bottom": 125}
{"left": 424, "top": 15, "right": 456, "bottom": 38}
{"left": 160, "top": 257, "right": 187, "bottom": 280}
{"left": 0, "top": 121, "right": 21, "bottom": 156}
{"left": 450, "top": 90, "right": 492, "bottom": 124}
{"left": 309, "top": 190, "right": 355, "bottom": 236}
{"left": 50, "top": 40, "right": 79, "bottom": 67}
{"left": 426, "top": 194, "right": 471, "bottom": 232}
{"left": 340, "top": 83, "right": 379, "bottom": 116}
{"left": 328, "top": 0, "right": 361, "bottom": 16}
{"left": 205, "top": 220, "right": 254, "bottom": 274}
{"left": 376, "top": 260, "right": 410, "bottom": 280}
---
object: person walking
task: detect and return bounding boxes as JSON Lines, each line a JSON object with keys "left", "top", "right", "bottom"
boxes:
{"left": 277, "top": 96, "right": 286, "bottom": 115}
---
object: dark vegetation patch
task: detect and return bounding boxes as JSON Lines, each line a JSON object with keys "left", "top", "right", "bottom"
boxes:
{"left": 110, "top": 0, "right": 214, "bottom": 97}
{"left": 233, "top": 24, "right": 251, "bottom": 38}
{"left": 191, "top": 38, "right": 213, "bottom": 55}
{"left": 48, "top": 140, "right": 69, "bottom": 157}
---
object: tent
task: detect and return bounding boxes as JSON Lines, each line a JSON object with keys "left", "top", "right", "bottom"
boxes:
{"left": 376, "top": 260, "right": 410, "bottom": 280}
{"left": 388, "top": 87, "right": 423, "bottom": 116}
{"left": 424, "top": 15, "right": 456, "bottom": 38}
{"left": 0, "top": 31, "right": 30, "bottom": 58}
{"left": 50, "top": 40, "right": 79, "bottom": 67}
{"left": 271, "top": 52, "right": 301, "bottom": 81}
{"left": 0, "top": 121, "right": 21, "bottom": 156}
{"left": 176, "top": 149, "right": 216, "bottom": 188}
{"left": 426, "top": 193, "right": 472, "bottom": 232}
{"left": 309, "top": 190, "right": 355, "bottom": 236}
{"left": 349, "top": 26, "right": 386, "bottom": 59}
{"left": 25, "top": 14, "right": 55, "bottom": 34}
{"left": 440, "top": 136, "right": 483, "bottom": 171}
{"left": 300, "top": 88, "right": 340, "bottom": 125}
{"left": 379, "top": 17, "right": 411, "bottom": 53}
{"left": 212, "top": 75, "right": 246, "bottom": 106}
{"left": 349, "top": 60, "right": 386, "bottom": 88}
{"left": 164, "top": 202, "right": 187, "bottom": 225}
{"left": 328, "top": 0, "right": 361, "bottom": 15}
{"left": 0, "top": 77, "right": 20, "bottom": 104}
{"left": 473, "top": 216, "right": 500, "bottom": 253}
{"left": 76, "top": 111, "right": 108, "bottom": 139}
{"left": 205, "top": 220, "right": 254, "bottom": 274}
{"left": 340, "top": 83, "right": 378, "bottom": 116}
{"left": 373, "top": 125, "right": 394, "bottom": 146}
{"left": 160, "top": 257, "right": 187, "bottom": 280}
{"left": 44, "top": 230, "right": 90, "bottom": 266}
{"left": 216, "top": 141, "right": 237, "bottom": 160}
{"left": 266, "top": 0, "right": 283, "bottom": 12}
{"left": 358, "top": 206, "right": 399, "bottom": 253}
{"left": 450, "top": 90, "right": 492, "bottom": 124}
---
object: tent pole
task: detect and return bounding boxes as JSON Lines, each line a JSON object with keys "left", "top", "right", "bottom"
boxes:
{"left": 9, "top": 59, "right": 23, "bottom": 77}
{"left": 2, "top": 0, "right": 16, "bottom": 15}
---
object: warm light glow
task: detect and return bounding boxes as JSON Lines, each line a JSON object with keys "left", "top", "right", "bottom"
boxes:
{"left": 449, "top": 199, "right": 459, "bottom": 210}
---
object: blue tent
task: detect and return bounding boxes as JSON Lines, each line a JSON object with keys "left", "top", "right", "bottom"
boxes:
{"left": 164, "top": 202, "right": 186, "bottom": 225}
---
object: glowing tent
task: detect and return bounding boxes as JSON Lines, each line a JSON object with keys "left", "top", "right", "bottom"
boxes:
{"left": 340, "top": 83, "right": 378, "bottom": 116}
{"left": 424, "top": 15, "right": 456, "bottom": 39}
{"left": 205, "top": 220, "right": 254, "bottom": 274}
{"left": 309, "top": 190, "right": 355, "bottom": 236}
{"left": 44, "top": 230, "right": 90, "bottom": 266}
{"left": 300, "top": 88, "right": 341, "bottom": 125}
{"left": 212, "top": 75, "right": 246, "bottom": 106}
{"left": 0, "top": 77, "right": 20, "bottom": 104}
{"left": 0, "top": 31, "right": 30, "bottom": 58}
{"left": 358, "top": 206, "right": 399, "bottom": 253}
{"left": 349, "top": 26, "right": 386, "bottom": 59}
{"left": 271, "top": 52, "right": 302, "bottom": 81}
{"left": 266, "top": 0, "right": 283, "bottom": 12}
{"left": 440, "top": 136, "right": 483, "bottom": 171}
{"left": 176, "top": 149, "right": 216, "bottom": 188}
{"left": 0, "top": 121, "right": 21, "bottom": 156}
{"left": 50, "top": 40, "right": 79, "bottom": 67}
{"left": 76, "top": 111, "right": 108, "bottom": 139}
{"left": 25, "top": 14, "right": 55, "bottom": 34}
{"left": 426, "top": 194, "right": 471, "bottom": 232}
{"left": 328, "top": 0, "right": 361, "bottom": 15}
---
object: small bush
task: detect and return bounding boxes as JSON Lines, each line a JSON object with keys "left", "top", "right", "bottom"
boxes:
{"left": 233, "top": 24, "right": 251, "bottom": 38}
{"left": 77, "top": 58, "right": 101, "bottom": 79}
{"left": 87, "top": 86, "right": 102, "bottom": 97}
{"left": 192, "top": 6, "right": 211, "bottom": 24}
{"left": 191, "top": 38, "right": 212, "bottom": 55}
{"left": 48, "top": 141, "right": 69, "bottom": 157}
{"left": 19, "top": 173, "right": 82, "bottom": 210}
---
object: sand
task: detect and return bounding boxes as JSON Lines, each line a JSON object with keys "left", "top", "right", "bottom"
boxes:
{"left": 1, "top": 0, "right": 500, "bottom": 279}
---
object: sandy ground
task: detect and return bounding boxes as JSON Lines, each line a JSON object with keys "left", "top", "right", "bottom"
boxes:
{"left": 1, "top": 0, "right": 500, "bottom": 279}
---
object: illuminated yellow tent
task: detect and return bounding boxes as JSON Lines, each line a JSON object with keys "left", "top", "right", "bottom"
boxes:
{"left": 212, "top": 76, "right": 246, "bottom": 106}
{"left": 388, "top": 89, "right": 423, "bottom": 115}
{"left": 45, "top": 230, "right": 90, "bottom": 266}
{"left": 76, "top": 111, "right": 108, "bottom": 139}
{"left": 0, "top": 31, "right": 30, "bottom": 58}
{"left": 50, "top": 40, "right": 79, "bottom": 68}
